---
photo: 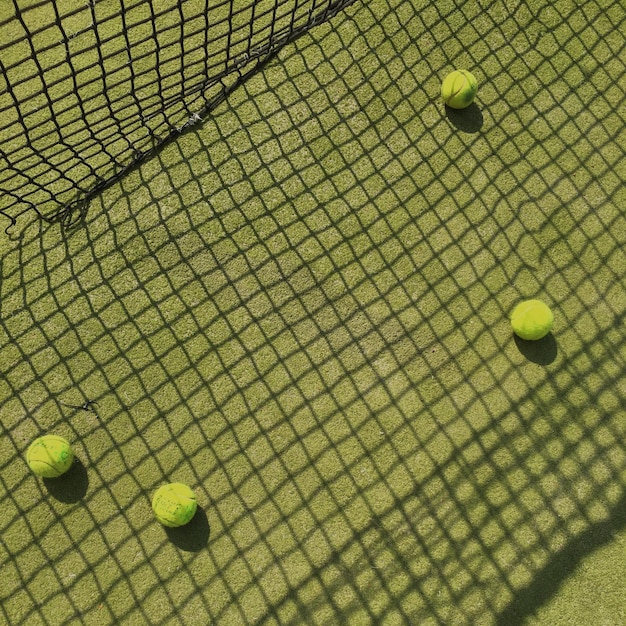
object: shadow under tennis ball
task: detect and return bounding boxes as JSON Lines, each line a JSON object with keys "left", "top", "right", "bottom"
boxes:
{"left": 514, "top": 332, "right": 558, "bottom": 365}
{"left": 42, "top": 458, "right": 89, "bottom": 503}
{"left": 445, "top": 102, "right": 484, "bottom": 133}
{"left": 164, "top": 506, "right": 210, "bottom": 552}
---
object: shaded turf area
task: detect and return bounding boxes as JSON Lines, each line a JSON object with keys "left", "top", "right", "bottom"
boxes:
{"left": 1, "top": 0, "right": 625, "bottom": 624}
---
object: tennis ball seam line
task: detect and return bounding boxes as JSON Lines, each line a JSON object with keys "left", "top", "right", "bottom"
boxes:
{"left": 451, "top": 82, "right": 466, "bottom": 98}
{"left": 451, "top": 72, "right": 470, "bottom": 99}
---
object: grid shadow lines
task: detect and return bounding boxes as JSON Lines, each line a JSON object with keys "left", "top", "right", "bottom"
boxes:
{"left": 1, "top": 0, "right": 626, "bottom": 624}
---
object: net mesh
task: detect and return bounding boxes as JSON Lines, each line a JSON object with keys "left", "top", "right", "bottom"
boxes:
{"left": 0, "top": 0, "right": 354, "bottom": 227}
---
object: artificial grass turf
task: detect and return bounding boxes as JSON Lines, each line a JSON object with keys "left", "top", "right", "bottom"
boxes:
{"left": 1, "top": 0, "right": 626, "bottom": 623}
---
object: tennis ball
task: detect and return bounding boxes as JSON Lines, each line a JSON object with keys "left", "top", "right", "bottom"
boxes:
{"left": 27, "top": 435, "right": 74, "bottom": 478}
{"left": 441, "top": 70, "right": 478, "bottom": 109}
{"left": 511, "top": 299, "right": 554, "bottom": 340}
{"left": 152, "top": 483, "right": 197, "bottom": 527}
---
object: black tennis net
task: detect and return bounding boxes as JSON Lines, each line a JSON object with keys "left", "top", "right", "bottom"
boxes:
{"left": 0, "top": 0, "right": 354, "bottom": 228}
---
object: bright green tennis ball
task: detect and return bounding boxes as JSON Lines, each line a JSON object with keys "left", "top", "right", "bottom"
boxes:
{"left": 441, "top": 70, "right": 478, "bottom": 109}
{"left": 27, "top": 435, "right": 74, "bottom": 478}
{"left": 511, "top": 299, "right": 554, "bottom": 340}
{"left": 152, "top": 483, "right": 197, "bottom": 527}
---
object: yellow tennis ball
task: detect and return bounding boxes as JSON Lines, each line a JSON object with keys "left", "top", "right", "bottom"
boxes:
{"left": 27, "top": 435, "right": 74, "bottom": 478}
{"left": 511, "top": 299, "right": 554, "bottom": 340}
{"left": 441, "top": 70, "right": 478, "bottom": 109}
{"left": 152, "top": 483, "right": 197, "bottom": 527}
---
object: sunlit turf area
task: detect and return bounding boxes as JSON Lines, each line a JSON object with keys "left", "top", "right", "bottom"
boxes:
{"left": 1, "top": 0, "right": 626, "bottom": 624}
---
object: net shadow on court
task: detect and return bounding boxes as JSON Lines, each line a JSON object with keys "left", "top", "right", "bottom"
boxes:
{"left": 1, "top": 0, "right": 625, "bottom": 624}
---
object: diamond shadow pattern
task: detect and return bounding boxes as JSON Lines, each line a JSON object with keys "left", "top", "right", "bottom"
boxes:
{"left": 1, "top": 0, "right": 626, "bottom": 624}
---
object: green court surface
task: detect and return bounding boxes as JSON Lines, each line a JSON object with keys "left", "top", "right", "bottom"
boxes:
{"left": 1, "top": 0, "right": 625, "bottom": 624}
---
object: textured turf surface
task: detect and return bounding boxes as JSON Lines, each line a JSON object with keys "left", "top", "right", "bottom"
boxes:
{"left": 1, "top": 0, "right": 626, "bottom": 624}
